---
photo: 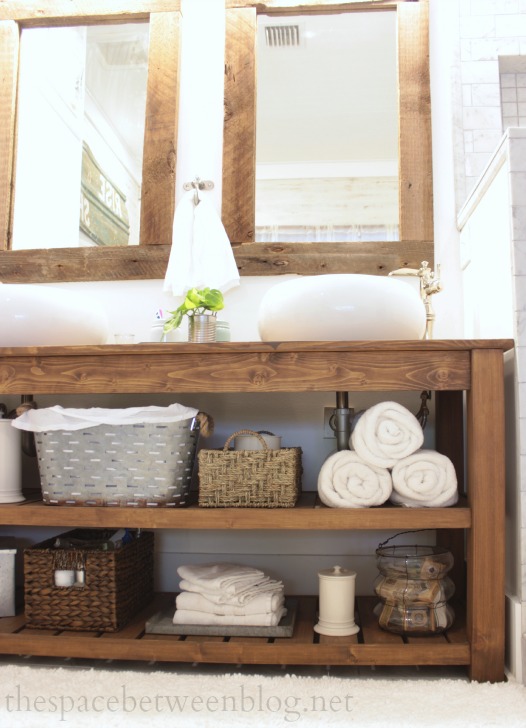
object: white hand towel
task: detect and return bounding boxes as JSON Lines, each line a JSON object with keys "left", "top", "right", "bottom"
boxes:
{"left": 390, "top": 449, "right": 458, "bottom": 507}
{"left": 172, "top": 606, "right": 287, "bottom": 627}
{"left": 163, "top": 190, "right": 240, "bottom": 296}
{"left": 176, "top": 563, "right": 266, "bottom": 595}
{"left": 317, "top": 450, "right": 392, "bottom": 508}
{"left": 175, "top": 590, "right": 284, "bottom": 616}
{"left": 350, "top": 401, "right": 424, "bottom": 468}
{"left": 12, "top": 403, "right": 198, "bottom": 432}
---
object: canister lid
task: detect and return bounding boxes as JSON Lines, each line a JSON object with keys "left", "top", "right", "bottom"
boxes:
{"left": 318, "top": 565, "right": 356, "bottom": 579}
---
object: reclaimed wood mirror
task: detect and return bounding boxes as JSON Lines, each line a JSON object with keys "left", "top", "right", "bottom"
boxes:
{"left": 0, "top": 0, "right": 432, "bottom": 283}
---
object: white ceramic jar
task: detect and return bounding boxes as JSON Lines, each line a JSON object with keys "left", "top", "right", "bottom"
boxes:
{"left": 314, "top": 565, "right": 359, "bottom": 636}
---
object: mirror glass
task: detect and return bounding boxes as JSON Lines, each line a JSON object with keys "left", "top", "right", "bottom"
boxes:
{"left": 11, "top": 22, "right": 150, "bottom": 250}
{"left": 256, "top": 10, "right": 398, "bottom": 243}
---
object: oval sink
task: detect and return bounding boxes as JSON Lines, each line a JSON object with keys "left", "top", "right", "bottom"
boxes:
{"left": 257, "top": 274, "right": 426, "bottom": 341}
{"left": 0, "top": 284, "right": 110, "bottom": 346}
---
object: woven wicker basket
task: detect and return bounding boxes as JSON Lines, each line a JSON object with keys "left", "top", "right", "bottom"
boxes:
{"left": 198, "top": 430, "right": 302, "bottom": 508}
{"left": 24, "top": 529, "right": 154, "bottom": 632}
{"left": 34, "top": 417, "right": 200, "bottom": 507}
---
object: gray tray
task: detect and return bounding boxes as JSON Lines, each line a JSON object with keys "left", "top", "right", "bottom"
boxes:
{"left": 145, "top": 597, "right": 297, "bottom": 638}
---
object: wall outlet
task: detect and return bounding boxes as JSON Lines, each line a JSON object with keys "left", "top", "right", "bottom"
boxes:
{"left": 323, "top": 407, "right": 336, "bottom": 438}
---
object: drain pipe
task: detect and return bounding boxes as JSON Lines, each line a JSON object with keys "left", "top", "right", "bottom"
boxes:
{"left": 331, "top": 392, "right": 354, "bottom": 451}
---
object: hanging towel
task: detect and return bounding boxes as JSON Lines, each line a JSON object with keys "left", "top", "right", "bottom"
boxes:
{"left": 317, "top": 450, "right": 392, "bottom": 508}
{"left": 350, "top": 401, "right": 424, "bottom": 469}
{"left": 172, "top": 605, "right": 287, "bottom": 627}
{"left": 390, "top": 449, "right": 458, "bottom": 507}
{"left": 163, "top": 190, "right": 240, "bottom": 295}
{"left": 175, "top": 590, "right": 285, "bottom": 616}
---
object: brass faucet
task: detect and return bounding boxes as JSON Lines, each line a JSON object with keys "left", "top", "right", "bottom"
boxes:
{"left": 389, "top": 261, "right": 441, "bottom": 340}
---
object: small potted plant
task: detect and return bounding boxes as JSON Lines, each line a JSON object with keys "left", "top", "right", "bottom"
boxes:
{"left": 163, "top": 287, "right": 224, "bottom": 342}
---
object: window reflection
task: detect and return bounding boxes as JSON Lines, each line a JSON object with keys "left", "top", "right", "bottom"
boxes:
{"left": 12, "top": 22, "right": 149, "bottom": 250}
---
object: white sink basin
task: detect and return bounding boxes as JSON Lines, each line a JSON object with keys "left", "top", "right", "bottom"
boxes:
{"left": 257, "top": 274, "right": 426, "bottom": 341}
{"left": 0, "top": 284, "right": 110, "bottom": 346}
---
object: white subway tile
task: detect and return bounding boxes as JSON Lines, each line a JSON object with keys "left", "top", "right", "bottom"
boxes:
{"left": 471, "top": 38, "right": 520, "bottom": 61}
{"left": 463, "top": 84, "right": 473, "bottom": 106}
{"left": 513, "top": 206, "right": 526, "bottom": 239}
{"left": 463, "top": 105, "right": 504, "bottom": 128}
{"left": 473, "top": 128, "right": 504, "bottom": 151}
{"left": 503, "top": 116, "right": 520, "bottom": 128}
{"left": 472, "top": 83, "right": 502, "bottom": 105}
{"left": 465, "top": 151, "right": 494, "bottom": 177}
{"left": 509, "top": 139, "right": 526, "bottom": 170}
{"left": 460, "top": 39, "right": 472, "bottom": 62}
{"left": 462, "top": 60, "right": 500, "bottom": 84}
{"left": 496, "top": 14, "right": 526, "bottom": 37}
{"left": 513, "top": 243, "right": 526, "bottom": 275}
{"left": 460, "top": 15, "right": 496, "bottom": 39}
{"left": 470, "top": 0, "right": 518, "bottom": 13}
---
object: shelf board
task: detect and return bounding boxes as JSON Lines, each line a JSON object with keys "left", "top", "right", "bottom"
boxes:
{"left": 0, "top": 492, "right": 471, "bottom": 530}
{"left": 0, "top": 595, "right": 470, "bottom": 667}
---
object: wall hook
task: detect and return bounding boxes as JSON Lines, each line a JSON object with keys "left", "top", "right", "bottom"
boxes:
{"left": 183, "top": 177, "right": 214, "bottom": 205}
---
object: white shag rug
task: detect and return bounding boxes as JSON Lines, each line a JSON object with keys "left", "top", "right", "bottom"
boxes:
{"left": 0, "top": 665, "right": 525, "bottom": 727}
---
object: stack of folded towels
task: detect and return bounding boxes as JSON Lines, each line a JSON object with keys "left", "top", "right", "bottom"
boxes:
{"left": 317, "top": 401, "right": 458, "bottom": 508}
{"left": 173, "top": 562, "right": 287, "bottom": 626}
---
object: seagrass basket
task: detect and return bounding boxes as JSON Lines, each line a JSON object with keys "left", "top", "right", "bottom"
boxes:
{"left": 24, "top": 529, "right": 154, "bottom": 632}
{"left": 198, "top": 430, "right": 302, "bottom": 508}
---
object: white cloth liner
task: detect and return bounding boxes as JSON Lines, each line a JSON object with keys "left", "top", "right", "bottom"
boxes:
{"left": 175, "top": 590, "right": 284, "bottom": 616}
{"left": 390, "top": 449, "right": 459, "bottom": 508}
{"left": 317, "top": 450, "right": 392, "bottom": 508}
{"left": 163, "top": 190, "right": 240, "bottom": 296}
{"left": 12, "top": 404, "right": 198, "bottom": 432}
{"left": 350, "top": 400, "right": 424, "bottom": 469}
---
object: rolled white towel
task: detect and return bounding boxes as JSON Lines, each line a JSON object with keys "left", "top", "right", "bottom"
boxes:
{"left": 177, "top": 563, "right": 266, "bottom": 596}
{"left": 351, "top": 401, "right": 424, "bottom": 468}
{"left": 317, "top": 450, "right": 392, "bottom": 508}
{"left": 172, "top": 605, "right": 287, "bottom": 627}
{"left": 390, "top": 449, "right": 458, "bottom": 507}
{"left": 175, "top": 590, "right": 285, "bottom": 616}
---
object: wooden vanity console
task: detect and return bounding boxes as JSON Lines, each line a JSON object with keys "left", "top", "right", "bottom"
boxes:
{"left": 0, "top": 340, "right": 514, "bottom": 682}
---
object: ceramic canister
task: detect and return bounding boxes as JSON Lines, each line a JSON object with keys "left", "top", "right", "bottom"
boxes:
{"left": 314, "top": 565, "right": 359, "bottom": 636}
{"left": 233, "top": 432, "right": 282, "bottom": 451}
{"left": 0, "top": 420, "right": 24, "bottom": 504}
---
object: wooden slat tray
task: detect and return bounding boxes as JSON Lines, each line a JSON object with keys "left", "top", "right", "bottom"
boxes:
{"left": 146, "top": 597, "right": 298, "bottom": 637}
{"left": 0, "top": 595, "right": 470, "bottom": 668}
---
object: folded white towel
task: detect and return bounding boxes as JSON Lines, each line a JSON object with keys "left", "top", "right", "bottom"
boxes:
{"left": 351, "top": 401, "right": 424, "bottom": 469}
{"left": 175, "top": 591, "right": 285, "bottom": 616}
{"left": 173, "top": 606, "right": 287, "bottom": 627}
{"left": 177, "top": 562, "right": 266, "bottom": 595}
{"left": 163, "top": 190, "right": 240, "bottom": 296}
{"left": 317, "top": 450, "right": 392, "bottom": 508}
{"left": 178, "top": 578, "right": 284, "bottom": 605}
{"left": 390, "top": 449, "right": 458, "bottom": 507}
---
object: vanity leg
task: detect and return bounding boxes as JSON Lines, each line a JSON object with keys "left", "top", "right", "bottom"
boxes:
{"left": 435, "top": 390, "right": 466, "bottom": 601}
{"left": 466, "top": 349, "right": 505, "bottom": 682}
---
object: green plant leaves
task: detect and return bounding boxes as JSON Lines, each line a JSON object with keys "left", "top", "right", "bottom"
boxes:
{"left": 163, "top": 287, "right": 225, "bottom": 333}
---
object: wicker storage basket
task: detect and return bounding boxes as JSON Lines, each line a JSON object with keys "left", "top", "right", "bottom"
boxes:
{"left": 34, "top": 415, "right": 200, "bottom": 507}
{"left": 24, "top": 529, "right": 154, "bottom": 632}
{"left": 198, "top": 430, "right": 302, "bottom": 507}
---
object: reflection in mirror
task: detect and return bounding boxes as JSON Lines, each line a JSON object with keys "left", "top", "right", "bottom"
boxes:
{"left": 11, "top": 22, "right": 149, "bottom": 250}
{"left": 256, "top": 10, "right": 398, "bottom": 244}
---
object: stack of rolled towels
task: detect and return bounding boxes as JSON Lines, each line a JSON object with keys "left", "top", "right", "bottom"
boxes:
{"left": 173, "top": 562, "right": 287, "bottom": 626}
{"left": 317, "top": 401, "right": 458, "bottom": 508}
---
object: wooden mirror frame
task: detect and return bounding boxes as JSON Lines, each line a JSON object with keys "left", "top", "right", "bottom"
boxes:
{"left": 0, "top": 0, "right": 432, "bottom": 284}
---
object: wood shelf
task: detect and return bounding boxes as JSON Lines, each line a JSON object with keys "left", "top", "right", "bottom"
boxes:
{"left": 0, "top": 595, "right": 470, "bottom": 668}
{"left": 0, "top": 493, "right": 471, "bottom": 530}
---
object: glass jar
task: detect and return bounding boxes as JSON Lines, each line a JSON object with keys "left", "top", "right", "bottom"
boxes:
{"left": 215, "top": 320, "right": 230, "bottom": 342}
{"left": 374, "top": 545, "right": 455, "bottom": 635}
